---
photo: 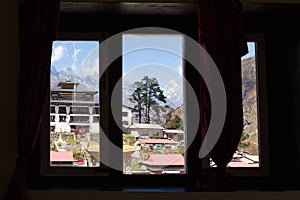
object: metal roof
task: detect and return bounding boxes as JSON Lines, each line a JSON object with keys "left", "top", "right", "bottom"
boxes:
{"left": 142, "top": 154, "right": 184, "bottom": 166}
{"left": 129, "top": 123, "right": 164, "bottom": 129}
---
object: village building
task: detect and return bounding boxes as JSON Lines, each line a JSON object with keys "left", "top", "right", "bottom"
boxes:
{"left": 128, "top": 123, "right": 164, "bottom": 138}
{"left": 122, "top": 105, "right": 134, "bottom": 127}
{"left": 50, "top": 76, "right": 100, "bottom": 135}
{"left": 135, "top": 138, "right": 178, "bottom": 151}
{"left": 163, "top": 129, "right": 184, "bottom": 142}
{"left": 141, "top": 154, "right": 185, "bottom": 174}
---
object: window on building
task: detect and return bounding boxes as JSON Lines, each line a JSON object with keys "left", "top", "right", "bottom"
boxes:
{"left": 122, "top": 112, "right": 128, "bottom": 117}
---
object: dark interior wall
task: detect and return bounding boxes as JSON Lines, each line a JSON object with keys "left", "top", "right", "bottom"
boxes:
{"left": 243, "top": 4, "right": 300, "bottom": 187}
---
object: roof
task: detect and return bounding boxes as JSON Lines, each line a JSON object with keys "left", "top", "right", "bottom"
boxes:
{"left": 50, "top": 151, "right": 75, "bottom": 162}
{"left": 163, "top": 129, "right": 184, "bottom": 134}
{"left": 142, "top": 154, "right": 184, "bottom": 166}
{"left": 51, "top": 89, "right": 98, "bottom": 94}
{"left": 244, "top": 154, "right": 259, "bottom": 163}
{"left": 227, "top": 161, "right": 259, "bottom": 168}
{"left": 138, "top": 138, "right": 177, "bottom": 144}
{"left": 57, "top": 82, "right": 80, "bottom": 89}
{"left": 129, "top": 123, "right": 164, "bottom": 129}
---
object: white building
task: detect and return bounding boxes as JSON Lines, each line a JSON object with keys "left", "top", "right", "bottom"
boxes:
{"left": 163, "top": 129, "right": 184, "bottom": 142}
{"left": 128, "top": 123, "right": 164, "bottom": 138}
{"left": 122, "top": 105, "right": 134, "bottom": 128}
{"left": 50, "top": 77, "right": 100, "bottom": 134}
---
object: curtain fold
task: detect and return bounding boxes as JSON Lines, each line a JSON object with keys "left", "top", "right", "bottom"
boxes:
{"left": 197, "top": 0, "right": 248, "bottom": 190}
{"left": 5, "top": 0, "right": 60, "bottom": 199}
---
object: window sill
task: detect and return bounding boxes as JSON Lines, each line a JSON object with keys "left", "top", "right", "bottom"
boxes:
{"left": 27, "top": 189, "right": 300, "bottom": 200}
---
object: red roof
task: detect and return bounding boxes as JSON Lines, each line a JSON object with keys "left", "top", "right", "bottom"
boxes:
{"left": 142, "top": 154, "right": 184, "bottom": 166}
{"left": 138, "top": 138, "right": 176, "bottom": 144}
{"left": 227, "top": 161, "right": 259, "bottom": 167}
{"left": 50, "top": 151, "right": 75, "bottom": 162}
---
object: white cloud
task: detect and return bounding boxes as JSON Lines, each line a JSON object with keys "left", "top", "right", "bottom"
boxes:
{"left": 79, "top": 56, "right": 99, "bottom": 79}
{"left": 72, "top": 46, "right": 81, "bottom": 59}
{"left": 69, "top": 43, "right": 82, "bottom": 72}
{"left": 51, "top": 45, "right": 65, "bottom": 63}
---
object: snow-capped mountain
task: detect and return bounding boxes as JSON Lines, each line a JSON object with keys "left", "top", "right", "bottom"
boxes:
{"left": 50, "top": 65, "right": 99, "bottom": 91}
{"left": 162, "top": 79, "right": 183, "bottom": 108}
{"left": 51, "top": 65, "right": 182, "bottom": 108}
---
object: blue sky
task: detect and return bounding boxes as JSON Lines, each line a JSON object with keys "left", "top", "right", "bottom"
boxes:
{"left": 51, "top": 38, "right": 255, "bottom": 83}
{"left": 51, "top": 38, "right": 255, "bottom": 108}
{"left": 242, "top": 42, "right": 255, "bottom": 59}
{"left": 51, "top": 36, "right": 184, "bottom": 88}
{"left": 51, "top": 41, "right": 99, "bottom": 73}
{"left": 122, "top": 35, "right": 183, "bottom": 87}
{"left": 122, "top": 35, "right": 183, "bottom": 74}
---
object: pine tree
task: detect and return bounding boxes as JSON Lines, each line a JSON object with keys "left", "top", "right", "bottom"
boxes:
{"left": 129, "top": 76, "right": 166, "bottom": 123}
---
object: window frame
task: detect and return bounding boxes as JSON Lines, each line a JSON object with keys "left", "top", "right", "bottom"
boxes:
{"left": 225, "top": 33, "right": 270, "bottom": 177}
{"left": 31, "top": 5, "right": 270, "bottom": 190}
{"left": 40, "top": 30, "right": 197, "bottom": 189}
{"left": 41, "top": 32, "right": 111, "bottom": 177}
{"left": 41, "top": 34, "right": 270, "bottom": 182}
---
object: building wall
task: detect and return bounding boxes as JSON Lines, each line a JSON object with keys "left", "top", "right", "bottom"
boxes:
{"left": 122, "top": 106, "right": 133, "bottom": 127}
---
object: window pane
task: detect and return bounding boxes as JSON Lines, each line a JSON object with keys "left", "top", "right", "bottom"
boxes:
{"left": 210, "top": 42, "right": 260, "bottom": 168}
{"left": 122, "top": 35, "right": 185, "bottom": 174}
{"left": 50, "top": 41, "right": 100, "bottom": 167}
{"left": 238, "top": 42, "right": 259, "bottom": 167}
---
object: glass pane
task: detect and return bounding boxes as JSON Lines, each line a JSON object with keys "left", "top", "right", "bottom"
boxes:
{"left": 238, "top": 42, "right": 259, "bottom": 167}
{"left": 122, "top": 35, "right": 185, "bottom": 174}
{"left": 50, "top": 41, "right": 100, "bottom": 167}
{"left": 210, "top": 42, "right": 260, "bottom": 168}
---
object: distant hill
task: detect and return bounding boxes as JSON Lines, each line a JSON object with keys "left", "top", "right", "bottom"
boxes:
{"left": 241, "top": 56, "right": 257, "bottom": 135}
{"left": 241, "top": 56, "right": 259, "bottom": 155}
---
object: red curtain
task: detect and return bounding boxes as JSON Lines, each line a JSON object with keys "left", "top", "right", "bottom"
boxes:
{"left": 5, "top": 0, "right": 60, "bottom": 199}
{"left": 197, "top": 0, "right": 248, "bottom": 190}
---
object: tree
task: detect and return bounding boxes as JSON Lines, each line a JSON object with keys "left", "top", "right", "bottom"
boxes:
{"left": 152, "top": 104, "right": 171, "bottom": 124}
{"left": 129, "top": 76, "right": 167, "bottom": 123}
{"left": 166, "top": 115, "right": 183, "bottom": 129}
{"left": 238, "top": 131, "right": 250, "bottom": 152}
{"left": 129, "top": 81, "right": 144, "bottom": 123}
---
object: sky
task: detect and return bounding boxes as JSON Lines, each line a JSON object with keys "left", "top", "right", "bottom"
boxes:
{"left": 50, "top": 36, "right": 184, "bottom": 90}
{"left": 242, "top": 42, "right": 255, "bottom": 59}
{"left": 50, "top": 38, "right": 255, "bottom": 90}
{"left": 51, "top": 38, "right": 255, "bottom": 109}
{"left": 122, "top": 35, "right": 183, "bottom": 87}
{"left": 51, "top": 41, "right": 99, "bottom": 73}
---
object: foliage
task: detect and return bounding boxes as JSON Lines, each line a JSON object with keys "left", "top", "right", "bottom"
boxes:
{"left": 123, "top": 144, "right": 135, "bottom": 151}
{"left": 129, "top": 81, "right": 144, "bottom": 123}
{"left": 66, "top": 138, "right": 77, "bottom": 145}
{"left": 152, "top": 104, "right": 172, "bottom": 124}
{"left": 238, "top": 132, "right": 250, "bottom": 151}
{"left": 130, "top": 163, "right": 142, "bottom": 171}
{"left": 73, "top": 150, "right": 84, "bottom": 160}
{"left": 51, "top": 145, "right": 56, "bottom": 151}
{"left": 151, "top": 149, "right": 162, "bottom": 154}
{"left": 123, "top": 133, "right": 136, "bottom": 145}
{"left": 165, "top": 115, "right": 183, "bottom": 129}
{"left": 129, "top": 76, "right": 166, "bottom": 123}
{"left": 170, "top": 146, "right": 184, "bottom": 155}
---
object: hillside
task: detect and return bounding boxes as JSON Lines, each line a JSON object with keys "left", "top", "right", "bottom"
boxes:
{"left": 241, "top": 56, "right": 259, "bottom": 155}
